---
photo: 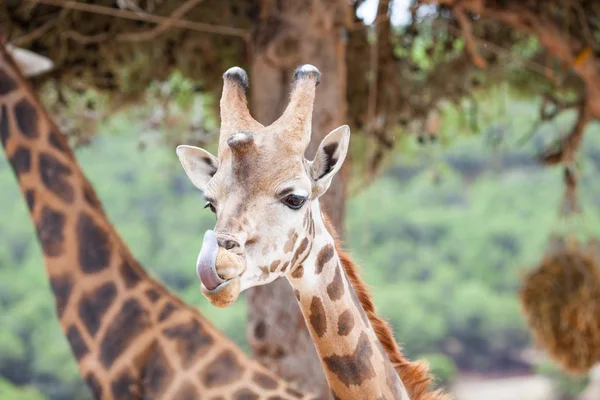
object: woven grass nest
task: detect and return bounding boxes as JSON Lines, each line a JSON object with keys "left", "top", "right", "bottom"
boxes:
{"left": 520, "top": 239, "right": 600, "bottom": 374}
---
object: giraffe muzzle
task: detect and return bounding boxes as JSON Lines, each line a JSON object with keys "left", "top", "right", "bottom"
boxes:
{"left": 196, "top": 230, "right": 246, "bottom": 307}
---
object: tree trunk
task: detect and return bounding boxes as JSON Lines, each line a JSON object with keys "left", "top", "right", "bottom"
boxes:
{"left": 245, "top": 1, "right": 349, "bottom": 397}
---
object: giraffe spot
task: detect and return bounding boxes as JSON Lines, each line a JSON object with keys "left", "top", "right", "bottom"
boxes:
{"left": 158, "top": 301, "right": 178, "bottom": 322}
{"left": 284, "top": 230, "right": 298, "bottom": 253}
{"left": 323, "top": 332, "right": 376, "bottom": 387}
{"left": 77, "top": 212, "right": 111, "bottom": 273}
{"left": 0, "top": 69, "right": 17, "bottom": 95}
{"left": 290, "top": 264, "right": 304, "bottom": 279}
{"left": 119, "top": 258, "right": 142, "bottom": 288}
{"left": 85, "top": 373, "right": 103, "bottom": 399}
{"left": 338, "top": 310, "right": 355, "bottom": 336}
{"left": 111, "top": 369, "right": 139, "bottom": 399}
{"left": 254, "top": 320, "right": 266, "bottom": 340}
{"left": 66, "top": 325, "right": 89, "bottom": 361}
{"left": 145, "top": 288, "right": 161, "bottom": 303}
{"left": 163, "top": 319, "right": 214, "bottom": 367}
{"left": 25, "top": 189, "right": 35, "bottom": 211}
{"left": 331, "top": 392, "right": 342, "bottom": 400}
{"left": 290, "top": 238, "right": 309, "bottom": 267}
{"left": 100, "top": 299, "right": 149, "bottom": 369}
{"left": 0, "top": 105, "right": 9, "bottom": 146}
{"left": 78, "top": 282, "right": 117, "bottom": 337}
{"left": 316, "top": 244, "right": 334, "bottom": 274}
{"left": 285, "top": 387, "right": 304, "bottom": 398}
{"left": 140, "top": 342, "right": 174, "bottom": 397}
{"left": 303, "top": 209, "right": 310, "bottom": 228}
{"left": 280, "top": 261, "right": 290, "bottom": 272}
{"left": 349, "top": 283, "right": 369, "bottom": 326}
{"left": 267, "top": 396, "right": 285, "bottom": 400}
{"left": 258, "top": 265, "right": 269, "bottom": 280}
{"left": 48, "top": 129, "right": 71, "bottom": 155}
{"left": 14, "top": 98, "right": 38, "bottom": 138}
{"left": 201, "top": 350, "right": 244, "bottom": 388}
{"left": 309, "top": 296, "right": 327, "bottom": 338}
{"left": 172, "top": 381, "right": 197, "bottom": 400}
{"left": 269, "top": 259, "right": 280, "bottom": 272}
{"left": 9, "top": 146, "right": 31, "bottom": 176}
{"left": 318, "top": 142, "right": 339, "bottom": 179}
{"left": 36, "top": 206, "right": 65, "bottom": 257}
{"left": 234, "top": 388, "right": 259, "bottom": 400}
{"left": 252, "top": 372, "right": 278, "bottom": 390}
{"left": 50, "top": 274, "right": 73, "bottom": 318}
{"left": 327, "top": 266, "right": 345, "bottom": 301}
{"left": 82, "top": 181, "right": 102, "bottom": 210}
{"left": 39, "top": 152, "right": 74, "bottom": 203}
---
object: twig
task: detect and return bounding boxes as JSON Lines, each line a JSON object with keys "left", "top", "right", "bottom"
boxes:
{"left": 24, "top": 0, "right": 250, "bottom": 40}
{"left": 429, "top": 18, "right": 558, "bottom": 82}
{"left": 560, "top": 166, "right": 581, "bottom": 216}
{"left": 539, "top": 95, "right": 590, "bottom": 165}
{"left": 62, "top": 30, "right": 110, "bottom": 45}
{"left": 572, "top": 2, "right": 597, "bottom": 50}
{"left": 117, "top": 0, "right": 205, "bottom": 42}
{"left": 539, "top": 93, "right": 580, "bottom": 121}
{"left": 12, "top": 10, "right": 68, "bottom": 46}
{"left": 453, "top": 5, "right": 486, "bottom": 68}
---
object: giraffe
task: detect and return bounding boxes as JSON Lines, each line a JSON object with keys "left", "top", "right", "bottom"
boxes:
{"left": 0, "top": 43, "right": 319, "bottom": 400}
{"left": 176, "top": 65, "right": 452, "bottom": 400}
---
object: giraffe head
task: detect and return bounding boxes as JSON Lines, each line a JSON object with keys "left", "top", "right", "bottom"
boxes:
{"left": 176, "top": 65, "right": 349, "bottom": 307}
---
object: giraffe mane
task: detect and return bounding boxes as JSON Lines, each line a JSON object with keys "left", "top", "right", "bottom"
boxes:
{"left": 323, "top": 216, "right": 452, "bottom": 400}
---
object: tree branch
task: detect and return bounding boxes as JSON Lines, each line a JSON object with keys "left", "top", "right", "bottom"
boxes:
{"left": 12, "top": 10, "right": 68, "bottom": 46}
{"left": 117, "top": 0, "right": 205, "bottom": 42}
{"left": 539, "top": 95, "right": 590, "bottom": 166}
{"left": 28, "top": 0, "right": 250, "bottom": 40}
{"left": 418, "top": 0, "right": 600, "bottom": 117}
{"left": 453, "top": 5, "right": 486, "bottom": 68}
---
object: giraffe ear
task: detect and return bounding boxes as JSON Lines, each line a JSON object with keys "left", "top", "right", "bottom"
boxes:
{"left": 176, "top": 145, "right": 219, "bottom": 192}
{"left": 309, "top": 125, "right": 350, "bottom": 198}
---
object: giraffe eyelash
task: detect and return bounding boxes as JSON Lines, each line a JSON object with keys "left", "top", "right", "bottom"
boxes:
{"left": 203, "top": 201, "right": 216, "bottom": 213}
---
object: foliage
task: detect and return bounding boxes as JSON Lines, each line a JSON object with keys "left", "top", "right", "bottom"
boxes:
{"left": 7, "top": 0, "right": 598, "bottom": 181}
{"left": 0, "top": 378, "right": 46, "bottom": 400}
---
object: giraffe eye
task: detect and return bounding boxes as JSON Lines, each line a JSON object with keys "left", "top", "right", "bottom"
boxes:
{"left": 283, "top": 194, "right": 307, "bottom": 210}
{"left": 204, "top": 202, "right": 216, "bottom": 214}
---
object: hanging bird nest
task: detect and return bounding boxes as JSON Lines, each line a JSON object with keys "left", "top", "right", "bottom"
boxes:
{"left": 520, "top": 236, "right": 600, "bottom": 374}
{"left": 519, "top": 165, "right": 600, "bottom": 374}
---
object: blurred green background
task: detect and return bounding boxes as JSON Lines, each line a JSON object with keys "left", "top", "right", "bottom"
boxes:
{"left": 1, "top": 87, "right": 599, "bottom": 398}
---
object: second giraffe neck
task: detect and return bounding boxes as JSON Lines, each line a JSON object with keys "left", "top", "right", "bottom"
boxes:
{"left": 288, "top": 204, "right": 409, "bottom": 400}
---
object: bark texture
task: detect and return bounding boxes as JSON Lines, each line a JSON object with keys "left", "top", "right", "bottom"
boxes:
{"left": 246, "top": 1, "right": 349, "bottom": 397}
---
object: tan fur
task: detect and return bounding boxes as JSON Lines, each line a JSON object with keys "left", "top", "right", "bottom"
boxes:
{"left": 324, "top": 216, "right": 452, "bottom": 400}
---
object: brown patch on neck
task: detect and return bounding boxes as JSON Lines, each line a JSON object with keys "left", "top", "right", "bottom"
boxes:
{"left": 322, "top": 215, "right": 451, "bottom": 400}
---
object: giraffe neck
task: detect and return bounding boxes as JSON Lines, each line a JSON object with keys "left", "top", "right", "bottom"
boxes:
{"left": 288, "top": 203, "right": 410, "bottom": 400}
{"left": 0, "top": 45, "right": 313, "bottom": 400}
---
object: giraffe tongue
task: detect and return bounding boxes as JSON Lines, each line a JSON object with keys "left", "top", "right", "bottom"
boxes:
{"left": 196, "top": 230, "right": 225, "bottom": 290}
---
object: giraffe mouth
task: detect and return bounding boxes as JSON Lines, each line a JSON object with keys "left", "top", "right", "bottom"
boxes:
{"left": 196, "top": 231, "right": 246, "bottom": 308}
